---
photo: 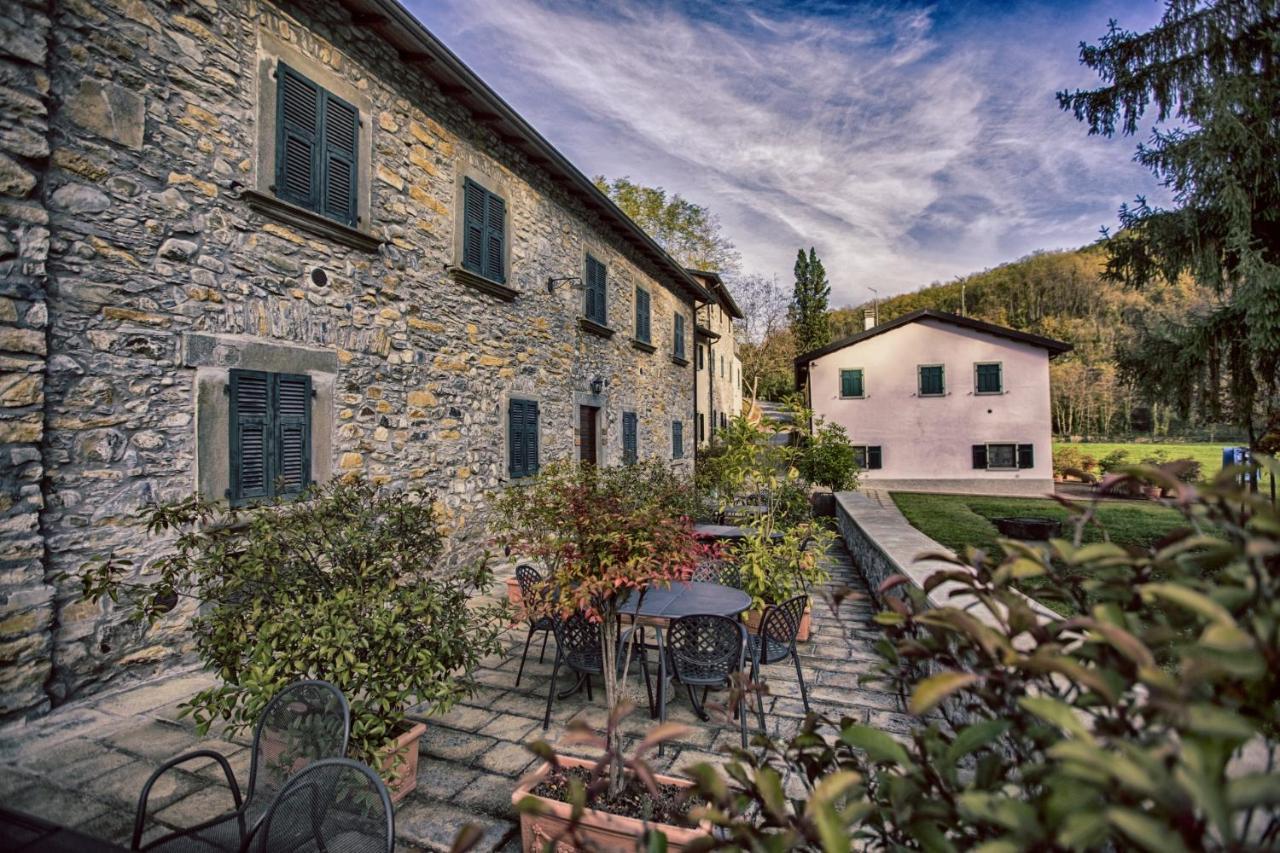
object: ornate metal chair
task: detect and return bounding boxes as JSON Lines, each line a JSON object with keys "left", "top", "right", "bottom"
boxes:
{"left": 249, "top": 758, "right": 393, "bottom": 853}
{"left": 543, "top": 611, "right": 654, "bottom": 730}
{"left": 661, "top": 614, "right": 752, "bottom": 749}
{"left": 515, "top": 564, "right": 556, "bottom": 687}
{"left": 132, "top": 680, "right": 350, "bottom": 852}
{"left": 749, "top": 595, "right": 812, "bottom": 728}
{"left": 690, "top": 559, "right": 742, "bottom": 589}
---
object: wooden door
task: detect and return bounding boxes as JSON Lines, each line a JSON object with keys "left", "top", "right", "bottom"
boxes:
{"left": 578, "top": 405, "right": 598, "bottom": 465}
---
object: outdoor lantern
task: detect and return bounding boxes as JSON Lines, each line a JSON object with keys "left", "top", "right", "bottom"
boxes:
{"left": 591, "top": 377, "right": 604, "bottom": 395}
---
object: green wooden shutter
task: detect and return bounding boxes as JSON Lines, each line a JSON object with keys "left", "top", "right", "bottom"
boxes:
{"left": 622, "top": 412, "right": 637, "bottom": 464}
{"left": 462, "top": 178, "right": 485, "bottom": 275}
{"left": 320, "top": 92, "right": 358, "bottom": 226}
{"left": 920, "top": 365, "right": 945, "bottom": 396}
{"left": 868, "top": 446, "right": 882, "bottom": 469}
{"left": 972, "top": 444, "right": 988, "bottom": 469}
{"left": 229, "top": 370, "right": 271, "bottom": 504}
{"left": 525, "top": 400, "right": 539, "bottom": 475}
{"left": 674, "top": 314, "right": 685, "bottom": 358}
{"left": 672, "top": 421, "right": 683, "bottom": 459}
{"left": 635, "top": 288, "right": 650, "bottom": 342}
{"left": 509, "top": 400, "right": 526, "bottom": 477}
{"left": 275, "top": 63, "right": 320, "bottom": 211}
{"left": 1017, "top": 443, "right": 1034, "bottom": 469}
{"left": 841, "top": 369, "right": 863, "bottom": 397}
{"left": 484, "top": 191, "right": 506, "bottom": 282}
{"left": 696, "top": 345, "right": 704, "bottom": 370}
{"left": 275, "top": 373, "right": 312, "bottom": 497}
{"left": 976, "top": 363, "right": 1002, "bottom": 394}
{"left": 585, "top": 256, "right": 605, "bottom": 323}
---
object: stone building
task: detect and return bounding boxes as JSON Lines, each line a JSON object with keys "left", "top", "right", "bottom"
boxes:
{"left": 0, "top": 0, "right": 712, "bottom": 722}
{"left": 690, "top": 269, "right": 744, "bottom": 444}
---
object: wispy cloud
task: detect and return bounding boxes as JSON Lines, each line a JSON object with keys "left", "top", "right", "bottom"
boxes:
{"left": 407, "top": 0, "right": 1166, "bottom": 306}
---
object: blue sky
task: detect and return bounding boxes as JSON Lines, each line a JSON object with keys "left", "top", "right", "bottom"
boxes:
{"left": 406, "top": 0, "right": 1168, "bottom": 307}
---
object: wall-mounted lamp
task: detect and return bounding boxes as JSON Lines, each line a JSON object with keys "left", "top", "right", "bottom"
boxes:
{"left": 590, "top": 377, "right": 604, "bottom": 395}
{"left": 547, "top": 275, "right": 582, "bottom": 294}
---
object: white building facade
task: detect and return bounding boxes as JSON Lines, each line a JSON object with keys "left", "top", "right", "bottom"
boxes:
{"left": 796, "top": 310, "right": 1071, "bottom": 496}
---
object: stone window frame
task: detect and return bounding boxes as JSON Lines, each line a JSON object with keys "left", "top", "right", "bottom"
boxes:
{"left": 974, "top": 361, "right": 1004, "bottom": 395}
{"left": 251, "top": 30, "right": 376, "bottom": 247}
{"left": 185, "top": 333, "right": 336, "bottom": 503}
{"left": 449, "top": 162, "right": 517, "bottom": 301}
{"left": 839, "top": 367, "right": 866, "bottom": 399}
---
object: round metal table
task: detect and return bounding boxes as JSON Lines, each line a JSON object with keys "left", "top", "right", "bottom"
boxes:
{"left": 618, "top": 580, "right": 752, "bottom": 621}
{"left": 693, "top": 522, "right": 784, "bottom": 543}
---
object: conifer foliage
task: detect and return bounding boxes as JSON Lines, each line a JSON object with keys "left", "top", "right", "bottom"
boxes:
{"left": 790, "top": 247, "right": 831, "bottom": 356}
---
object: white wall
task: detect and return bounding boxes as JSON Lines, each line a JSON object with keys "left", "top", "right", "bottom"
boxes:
{"left": 806, "top": 319, "right": 1055, "bottom": 490}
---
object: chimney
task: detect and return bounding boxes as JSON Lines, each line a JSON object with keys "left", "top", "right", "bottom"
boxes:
{"left": 864, "top": 310, "right": 876, "bottom": 330}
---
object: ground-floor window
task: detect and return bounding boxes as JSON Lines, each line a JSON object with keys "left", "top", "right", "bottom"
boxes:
{"left": 622, "top": 411, "right": 638, "bottom": 464}
{"left": 973, "top": 442, "right": 1034, "bottom": 470}
{"left": 229, "top": 369, "right": 312, "bottom": 504}
{"left": 672, "top": 421, "right": 684, "bottom": 459}
{"left": 509, "top": 399, "right": 540, "bottom": 478}
{"left": 853, "top": 445, "right": 882, "bottom": 470}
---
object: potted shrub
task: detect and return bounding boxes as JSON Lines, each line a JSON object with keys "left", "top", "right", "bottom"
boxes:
{"left": 790, "top": 402, "right": 860, "bottom": 516}
{"left": 80, "top": 478, "right": 507, "bottom": 801}
{"left": 732, "top": 520, "right": 833, "bottom": 642}
{"left": 493, "top": 460, "right": 706, "bottom": 846}
{"left": 511, "top": 704, "right": 707, "bottom": 851}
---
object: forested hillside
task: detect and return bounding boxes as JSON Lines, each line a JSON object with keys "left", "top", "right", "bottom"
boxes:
{"left": 755, "top": 243, "right": 1227, "bottom": 439}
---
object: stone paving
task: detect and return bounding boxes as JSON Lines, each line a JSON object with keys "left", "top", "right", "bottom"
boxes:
{"left": 0, "top": 541, "right": 905, "bottom": 851}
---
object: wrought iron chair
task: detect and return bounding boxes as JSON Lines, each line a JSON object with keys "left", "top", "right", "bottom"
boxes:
{"left": 661, "top": 614, "right": 754, "bottom": 749}
{"left": 132, "top": 680, "right": 350, "bottom": 852}
{"left": 515, "top": 564, "right": 556, "bottom": 687}
{"left": 248, "top": 758, "right": 393, "bottom": 853}
{"left": 690, "top": 559, "right": 742, "bottom": 589}
{"left": 543, "top": 611, "right": 654, "bottom": 730}
{"left": 749, "top": 595, "right": 812, "bottom": 729}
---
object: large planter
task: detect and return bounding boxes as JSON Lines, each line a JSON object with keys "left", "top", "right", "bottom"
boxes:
{"left": 512, "top": 756, "right": 707, "bottom": 852}
{"left": 743, "top": 605, "right": 812, "bottom": 643}
{"left": 992, "top": 517, "right": 1061, "bottom": 541}
{"left": 506, "top": 576, "right": 523, "bottom": 606}
{"left": 809, "top": 491, "right": 836, "bottom": 518}
{"left": 384, "top": 720, "right": 427, "bottom": 803}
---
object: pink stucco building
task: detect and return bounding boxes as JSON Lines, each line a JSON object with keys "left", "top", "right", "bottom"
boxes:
{"left": 795, "top": 310, "right": 1072, "bottom": 496}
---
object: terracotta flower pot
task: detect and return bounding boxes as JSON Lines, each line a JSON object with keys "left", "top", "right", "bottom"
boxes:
{"left": 506, "top": 576, "right": 523, "bottom": 606}
{"left": 383, "top": 720, "right": 427, "bottom": 803}
{"left": 512, "top": 756, "right": 708, "bottom": 852}
{"left": 743, "top": 605, "right": 812, "bottom": 643}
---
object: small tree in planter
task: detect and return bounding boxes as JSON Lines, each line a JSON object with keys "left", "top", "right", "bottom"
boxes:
{"left": 788, "top": 400, "right": 860, "bottom": 512}
{"left": 732, "top": 520, "right": 833, "bottom": 640}
{"left": 80, "top": 478, "right": 507, "bottom": 793}
{"left": 493, "top": 460, "right": 704, "bottom": 800}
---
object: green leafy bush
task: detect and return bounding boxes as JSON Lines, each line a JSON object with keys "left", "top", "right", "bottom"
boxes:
{"left": 731, "top": 520, "right": 833, "bottom": 612}
{"left": 684, "top": 460, "right": 1280, "bottom": 850}
{"left": 1099, "top": 448, "right": 1131, "bottom": 472}
{"left": 80, "top": 478, "right": 507, "bottom": 779}
{"left": 794, "top": 415, "right": 860, "bottom": 492}
{"left": 1053, "top": 445, "right": 1084, "bottom": 478}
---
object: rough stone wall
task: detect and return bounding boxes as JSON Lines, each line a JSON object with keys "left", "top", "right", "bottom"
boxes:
{"left": 0, "top": 0, "right": 54, "bottom": 721}
{"left": 2, "top": 0, "right": 696, "bottom": 721}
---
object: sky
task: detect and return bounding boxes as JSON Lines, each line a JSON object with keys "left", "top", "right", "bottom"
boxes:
{"left": 405, "top": 0, "right": 1170, "bottom": 308}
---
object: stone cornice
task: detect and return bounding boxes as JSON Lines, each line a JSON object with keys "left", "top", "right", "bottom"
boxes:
{"left": 578, "top": 317, "right": 615, "bottom": 339}
{"left": 447, "top": 266, "right": 519, "bottom": 302}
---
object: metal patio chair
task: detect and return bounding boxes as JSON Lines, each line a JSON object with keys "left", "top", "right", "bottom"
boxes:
{"left": 749, "top": 595, "right": 812, "bottom": 729}
{"left": 661, "top": 614, "right": 754, "bottom": 750}
{"left": 514, "top": 564, "right": 556, "bottom": 687}
{"left": 690, "top": 559, "right": 742, "bottom": 589}
{"left": 543, "top": 611, "right": 654, "bottom": 730}
{"left": 132, "top": 680, "right": 350, "bottom": 852}
{"left": 248, "top": 758, "right": 393, "bottom": 853}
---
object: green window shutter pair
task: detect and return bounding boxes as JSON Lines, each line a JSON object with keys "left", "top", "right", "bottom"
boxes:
{"left": 674, "top": 314, "right": 685, "bottom": 358}
{"left": 584, "top": 255, "right": 607, "bottom": 324}
{"left": 276, "top": 63, "right": 359, "bottom": 226}
{"left": 976, "top": 363, "right": 1003, "bottom": 394}
{"left": 622, "top": 412, "right": 637, "bottom": 464}
{"left": 229, "top": 369, "right": 312, "bottom": 504}
{"left": 840, "top": 369, "right": 864, "bottom": 398}
{"left": 635, "top": 288, "right": 651, "bottom": 342}
{"left": 672, "top": 421, "right": 683, "bottom": 459}
{"left": 508, "top": 399, "right": 539, "bottom": 478}
{"left": 973, "top": 443, "right": 1029, "bottom": 469}
{"left": 462, "top": 177, "right": 506, "bottom": 282}
{"left": 919, "top": 365, "right": 945, "bottom": 396}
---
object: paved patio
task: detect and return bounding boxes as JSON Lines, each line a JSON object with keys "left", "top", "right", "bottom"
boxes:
{"left": 0, "top": 541, "right": 906, "bottom": 851}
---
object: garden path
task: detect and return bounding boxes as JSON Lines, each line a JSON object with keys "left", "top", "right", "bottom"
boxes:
{"left": 0, "top": 540, "right": 901, "bottom": 851}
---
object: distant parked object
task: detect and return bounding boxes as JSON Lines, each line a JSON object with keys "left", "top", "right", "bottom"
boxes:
{"left": 795, "top": 309, "right": 1072, "bottom": 496}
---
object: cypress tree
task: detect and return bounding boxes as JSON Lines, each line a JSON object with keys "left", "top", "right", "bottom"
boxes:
{"left": 790, "top": 247, "right": 831, "bottom": 355}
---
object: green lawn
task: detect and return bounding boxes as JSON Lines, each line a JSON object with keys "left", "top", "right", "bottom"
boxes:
{"left": 890, "top": 491, "right": 1188, "bottom": 555}
{"left": 1052, "top": 441, "right": 1228, "bottom": 477}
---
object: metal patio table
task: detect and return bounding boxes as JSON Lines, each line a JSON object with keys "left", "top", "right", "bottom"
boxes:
{"left": 617, "top": 581, "right": 753, "bottom": 714}
{"left": 693, "top": 522, "right": 784, "bottom": 543}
